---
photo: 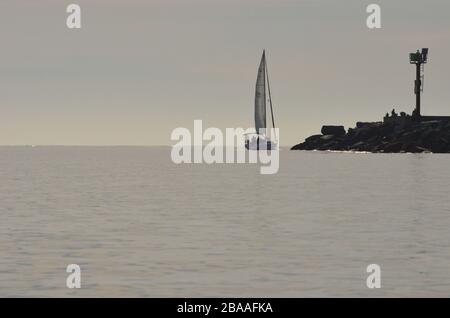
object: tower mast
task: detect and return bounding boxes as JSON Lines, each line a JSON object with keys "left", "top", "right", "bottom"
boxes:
{"left": 410, "top": 48, "right": 428, "bottom": 118}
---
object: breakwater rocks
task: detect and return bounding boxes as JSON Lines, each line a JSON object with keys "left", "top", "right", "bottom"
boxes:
{"left": 291, "top": 118, "right": 450, "bottom": 153}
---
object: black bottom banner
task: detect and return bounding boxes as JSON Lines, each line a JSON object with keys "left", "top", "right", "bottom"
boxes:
{"left": 1, "top": 298, "right": 446, "bottom": 316}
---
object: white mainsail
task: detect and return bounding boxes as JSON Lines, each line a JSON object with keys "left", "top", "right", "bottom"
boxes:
{"left": 254, "top": 51, "right": 266, "bottom": 135}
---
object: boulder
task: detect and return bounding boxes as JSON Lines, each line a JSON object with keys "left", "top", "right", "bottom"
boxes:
{"left": 402, "top": 143, "right": 421, "bottom": 153}
{"left": 320, "top": 134, "right": 335, "bottom": 141}
{"left": 290, "top": 143, "right": 305, "bottom": 150}
{"left": 305, "top": 134, "right": 322, "bottom": 143}
{"left": 383, "top": 142, "right": 403, "bottom": 153}
{"left": 321, "top": 125, "right": 346, "bottom": 136}
{"left": 349, "top": 141, "right": 366, "bottom": 151}
{"left": 353, "top": 126, "right": 380, "bottom": 141}
{"left": 356, "top": 122, "right": 382, "bottom": 129}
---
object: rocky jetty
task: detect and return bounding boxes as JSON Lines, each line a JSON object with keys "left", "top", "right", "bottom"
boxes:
{"left": 291, "top": 115, "right": 450, "bottom": 153}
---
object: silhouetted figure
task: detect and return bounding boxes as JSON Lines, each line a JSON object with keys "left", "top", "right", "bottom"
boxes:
{"left": 391, "top": 109, "right": 398, "bottom": 117}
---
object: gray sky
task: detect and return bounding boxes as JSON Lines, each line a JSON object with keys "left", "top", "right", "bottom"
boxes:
{"left": 1, "top": 0, "right": 450, "bottom": 146}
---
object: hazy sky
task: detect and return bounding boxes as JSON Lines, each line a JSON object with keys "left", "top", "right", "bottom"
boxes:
{"left": 1, "top": 0, "right": 450, "bottom": 146}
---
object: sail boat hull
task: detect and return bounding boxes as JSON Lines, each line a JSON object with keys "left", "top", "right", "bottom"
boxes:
{"left": 245, "top": 135, "right": 277, "bottom": 150}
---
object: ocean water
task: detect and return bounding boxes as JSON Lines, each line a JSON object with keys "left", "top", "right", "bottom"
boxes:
{"left": 1, "top": 146, "right": 450, "bottom": 297}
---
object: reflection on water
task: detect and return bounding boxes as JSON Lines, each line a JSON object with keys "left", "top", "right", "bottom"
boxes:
{"left": 1, "top": 147, "right": 450, "bottom": 297}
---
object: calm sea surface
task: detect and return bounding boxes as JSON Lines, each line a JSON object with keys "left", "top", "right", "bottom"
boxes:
{"left": 1, "top": 146, "right": 450, "bottom": 297}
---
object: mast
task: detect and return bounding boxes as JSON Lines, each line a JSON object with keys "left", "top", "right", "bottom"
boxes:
{"left": 410, "top": 48, "right": 428, "bottom": 118}
{"left": 415, "top": 61, "right": 421, "bottom": 116}
{"left": 265, "top": 54, "right": 277, "bottom": 141}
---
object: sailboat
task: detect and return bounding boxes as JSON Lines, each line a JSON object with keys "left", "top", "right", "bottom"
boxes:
{"left": 245, "top": 50, "right": 278, "bottom": 150}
